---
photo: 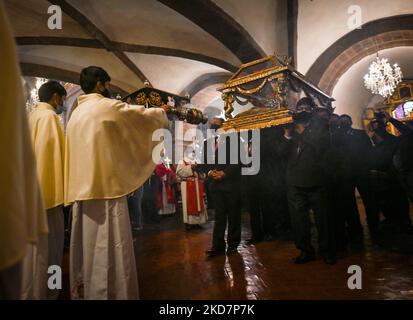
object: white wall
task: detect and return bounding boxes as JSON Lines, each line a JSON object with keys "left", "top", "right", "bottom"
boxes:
{"left": 213, "top": 0, "right": 289, "bottom": 56}
{"left": 297, "top": 0, "right": 413, "bottom": 75}
{"left": 332, "top": 47, "right": 413, "bottom": 128}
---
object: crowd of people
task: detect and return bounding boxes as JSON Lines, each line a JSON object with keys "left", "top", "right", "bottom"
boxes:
{"left": 201, "top": 98, "right": 413, "bottom": 266}
{"left": 1, "top": 8, "right": 412, "bottom": 300}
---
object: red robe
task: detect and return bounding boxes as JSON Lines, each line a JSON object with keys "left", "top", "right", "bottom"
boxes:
{"left": 155, "top": 163, "right": 176, "bottom": 209}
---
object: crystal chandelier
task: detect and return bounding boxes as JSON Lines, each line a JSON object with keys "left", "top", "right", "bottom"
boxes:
{"left": 364, "top": 54, "right": 403, "bottom": 98}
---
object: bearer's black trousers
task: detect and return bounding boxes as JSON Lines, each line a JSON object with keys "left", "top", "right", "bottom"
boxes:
{"left": 287, "top": 185, "right": 332, "bottom": 257}
{"left": 211, "top": 189, "right": 241, "bottom": 249}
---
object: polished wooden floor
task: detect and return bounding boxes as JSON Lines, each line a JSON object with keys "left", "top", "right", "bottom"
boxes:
{"left": 134, "top": 201, "right": 413, "bottom": 300}
{"left": 61, "top": 200, "right": 413, "bottom": 300}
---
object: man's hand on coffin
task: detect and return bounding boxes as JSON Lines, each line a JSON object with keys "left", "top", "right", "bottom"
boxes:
{"left": 284, "top": 127, "right": 293, "bottom": 139}
{"left": 208, "top": 170, "right": 222, "bottom": 180}
{"left": 213, "top": 170, "right": 226, "bottom": 180}
{"left": 295, "top": 123, "right": 306, "bottom": 135}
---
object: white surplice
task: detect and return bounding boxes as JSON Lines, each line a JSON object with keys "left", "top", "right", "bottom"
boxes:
{"left": 20, "top": 201, "right": 64, "bottom": 301}
{"left": 176, "top": 161, "right": 208, "bottom": 225}
{"left": 21, "top": 234, "right": 48, "bottom": 300}
{"left": 70, "top": 196, "right": 139, "bottom": 300}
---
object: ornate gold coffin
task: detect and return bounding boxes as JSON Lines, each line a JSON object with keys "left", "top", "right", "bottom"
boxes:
{"left": 217, "top": 55, "right": 334, "bottom": 131}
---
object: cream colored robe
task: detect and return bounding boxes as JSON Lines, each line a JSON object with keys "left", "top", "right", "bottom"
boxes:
{"left": 29, "top": 102, "right": 65, "bottom": 210}
{"left": 66, "top": 93, "right": 168, "bottom": 299}
{"left": 65, "top": 93, "right": 168, "bottom": 205}
{"left": 28, "top": 104, "right": 65, "bottom": 299}
{"left": 0, "top": 0, "right": 48, "bottom": 299}
{"left": 176, "top": 160, "right": 208, "bottom": 225}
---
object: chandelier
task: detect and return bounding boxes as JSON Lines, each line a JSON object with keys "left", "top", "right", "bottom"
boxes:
{"left": 364, "top": 54, "right": 403, "bottom": 98}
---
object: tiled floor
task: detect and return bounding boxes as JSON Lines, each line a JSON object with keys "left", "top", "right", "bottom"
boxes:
{"left": 61, "top": 201, "right": 413, "bottom": 300}
{"left": 135, "top": 202, "right": 413, "bottom": 300}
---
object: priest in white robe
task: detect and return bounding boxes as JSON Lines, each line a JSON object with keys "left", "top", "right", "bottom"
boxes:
{"left": 65, "top": 66, "right": 168, "bottom": 300}
{"left": 28, "top": 81, "right": 67, "bottom": 300}
{"left": 0, "top": 1, "right": 48, "bottom": 300}
{"left": 176, "top": 154, "right": 208, "bottom": 230}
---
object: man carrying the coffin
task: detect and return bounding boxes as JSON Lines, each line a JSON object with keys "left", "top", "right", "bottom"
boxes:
{"left": 65, "top": 66, "right": 169, "bottom": 299}
{"left": 286, "top": 101, "right": 336, "bottom": 265}
{"left": 27, "top": 81, "right": 67, "bottom": 299}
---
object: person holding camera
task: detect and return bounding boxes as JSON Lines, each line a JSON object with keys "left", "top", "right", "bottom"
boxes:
{"left": 286, "top": 108, "right": 336, "bottom": 265}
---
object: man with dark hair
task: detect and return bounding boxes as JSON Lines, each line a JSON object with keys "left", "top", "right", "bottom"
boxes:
{"left": 325, "top": 114, "right": 364, "bottom": 252}
{"left": 338, "top": 114, "right": 381, "bottom": 237}
{"left": 385, "top": 112, "right": 413, "bottom": 202}
{"left": 27, "top": 80, "right": 67, "bottom": 299}
{"left": 38, "top": 81, "right": 67, "bottom": 106}
{"left": 65, "top": 66, "right": 169, "bottom": 299}
{"left": 203, "top": 117, "right": 242, "bottom": 257}
{"left": 286, "top": 110, "right": 336, "bottom": 264}
{"left": 366, "top": 113, "right": 412, "bottom": 234}
{"left": 245, "top": 126, "right": 292, "bottom": 244}
{"left": 329, "top": 114, "right": 340, "bottom": 133}
{"left": 79, "top": 66, "right": 111, "bottom": 96}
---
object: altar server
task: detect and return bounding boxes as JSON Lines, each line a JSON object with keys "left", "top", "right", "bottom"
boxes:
{"left": 28, "top": 81, "right": 66, "bottom": 299}
{"left": 155, "top": 161, "right": 177, "bottom": 215}
{"left": 65, "top": 66, "right": 168, "bottom": 299}
{"left": 176, "top": 152, "right": 208, "bottom": 230}
{"left": 0, "top": 2, "right": 48, "bottom": 300}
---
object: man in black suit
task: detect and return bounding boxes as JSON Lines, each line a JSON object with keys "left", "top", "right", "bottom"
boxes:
{"left": 337, "top": 115, "right": 377, "bottom": 236}
{"left": 325, "top": 115, "right": 364, "bottom": 251}
{"left": 385, "top": 112, "right": 413, "bottom": 203}
{"left": 286, "top": 110, "right": 336, "bottom": 264}
{"left": 366, "top": 114, "right": 412, "bottom": 233}
{"left": 202, "top": 118, "right": 242, "bottom": 257}
{"left": 245, "top": 126, "right": 292, "bottom": 244}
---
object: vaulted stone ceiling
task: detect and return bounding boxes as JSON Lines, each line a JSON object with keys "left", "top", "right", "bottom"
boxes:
{"left": 4, "top": 0, "right": 413, "bottom": 118}
{"left": 5, "top": 0, "right": 288, "bottom": 105}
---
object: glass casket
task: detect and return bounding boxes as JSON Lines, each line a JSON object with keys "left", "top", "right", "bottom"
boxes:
{"left": 217, "top": 55, "right": 334, "bottom": 131}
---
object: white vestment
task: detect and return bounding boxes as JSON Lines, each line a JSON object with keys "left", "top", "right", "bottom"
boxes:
{"left": 70, "top": 196, "right": 139, "bottom": 300}
{"left": 176, "top": 161, "right": 208, "bottom": 225}
{"left": 0, "top": 0, "right": 48, "bottom": 299}
{"left": 21, "top": 206, "right": 64, "bottom": 300}
{"left": 21, "top": 234, "right": 48, "bottom": 300}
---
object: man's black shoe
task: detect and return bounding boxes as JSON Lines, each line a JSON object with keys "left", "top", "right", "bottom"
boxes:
{"left": 205, "top": 248, "right": 225, "bottom": 257}
{"left": 226, "top": 246, "right": 238, "bottom": 255}
{"left": 293, "top": 252, "right": 316, "bottom": 264}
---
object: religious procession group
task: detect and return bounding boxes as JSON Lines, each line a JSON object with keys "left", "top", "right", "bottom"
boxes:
{"left": 0, "top": 3, "right": 214, "bottom": 299}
